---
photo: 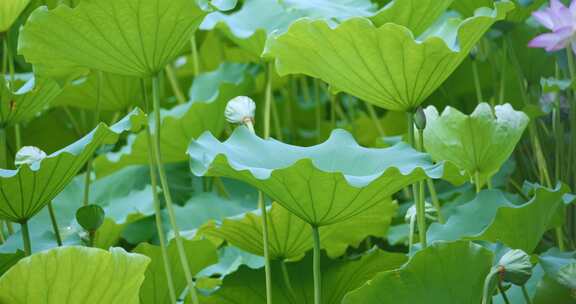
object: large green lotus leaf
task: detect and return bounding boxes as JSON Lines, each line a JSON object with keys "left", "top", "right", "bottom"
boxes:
{"left": 0, "top": 246, "right": 149, "bottom": 304}
{"left": 0, "top": 109, "right": 146, "bottom": 222}
{"left": 200, "top": 200, "right": 396, "bottom": 260}
{"left": 189, "top": 127, "right": 463, "bottom": 226}
{"left": 18, "top": 0, "right": 208, "bottom": 77}
{"left": 343, "top": 241, "right": 493, "bottom": 303}
{"left": 264, "top": 2, "right": 513, "bottom": 111}
{"left": 94, "top": 63, "right": 254, "bottom": 177}
{"left": 0, "top": 251, "right": 24, "bottom": 276}
{"left": 53, "top": 71, "right": 142, "bottom": 111}
{"left": 423, "top": 103, "right": 529, "bottom": 183}
{"left": 202, "top": 249, "right": 407, "bottom": 304}
{"left": 427, "top": 185, "right": 568, "bottom": 253}
{"left": 0, "top": 0, "right": 29, "bottom": 31}
{"left": 134, "top": 238, "right": 218, "bottom": 304}
{"left": 531, "top": 249, "right": 576, "bottom": 304}
{"left": 0, "top": 76, "right": 62, "bottom": 126}
{"left": 201, "top": 0, "right": 450, "bottom": 58}
{"left": 451, "top": 0, "right": 545, "bottom": 22}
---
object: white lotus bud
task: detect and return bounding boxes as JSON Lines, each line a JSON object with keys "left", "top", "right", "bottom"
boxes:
{"left": 15, "top": 146, "right": 47, "bottom": 167}
{"left": 225, "top": 96, "right": 256, "bottom": 128}
{"left": 405, "top": 201, "right": 437, "bottom": 222}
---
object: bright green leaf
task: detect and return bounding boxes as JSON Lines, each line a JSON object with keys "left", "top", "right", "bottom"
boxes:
{"left": 427, "top": 185, "right": 569, "bottom": 253}
{"left": 423, "top": 103, "right": 529, "bottom": 183}
{"left": 0, "top": 0, "right": 30, "bottom": 32}
{"left": 0, "top": 109, "right": 146, "bottom": 222}
{"left": 0, "top": 246, "right": 150, "bottom": 304}
{"left": 0, "top": 76, "right": 61, "bottom": 126}
{"left": 342, "top": 241, "right": 493, "bottom": 303}
{"left": 189, "top": 127, "right": 463, "bottom": 226}
{"left": 19, "top": 0, "right": 209, "bottom": 77}
{"left": 264, "top": 2, "right": 513, "bottom": 111}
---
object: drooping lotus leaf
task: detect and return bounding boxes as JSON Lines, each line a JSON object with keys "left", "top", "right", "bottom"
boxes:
{"left": 342, "top": 241, "right": 493, "bottom": 303}
{"left": 134, "top": 239, "right": 218, "bottom": 304}
{"left": 0, "top": 246, "right": 149, "bottom": 304}
{"left": 53, "top": 71, "right": 142, "bottom": 111}
{"left": 0, "top": 76, "right": 62, "bottom": 127}
{"left": 188, "top": 127, "right": 463, "bottom": 226}
{"left": 201, "top": 0, "right": 451, "bottom": 58}
{"left": 0, "top": 0, "right": 29, "bottom": 32}
{"left": 200, "top": 200, "right": 397, "bottom": 260}
{"left": 427, "top": 185, "right": 569, "bottom": 253}
{"left": 264, "top": 2, "right": 513, "bottom": 111}
{"left": 94, "top": 63, "right": 254, "bottom": 177}
{"left": 18, "top": 0, "right": 209, "bottom": 77}
{"left": 202, "top": 249, "right": 407, "bottom": 304}
{"left": 0, "top": 109, "right": 146, "bottom": 222}
{"left": 423, "top": 103, "right": 529, "bottom": 184}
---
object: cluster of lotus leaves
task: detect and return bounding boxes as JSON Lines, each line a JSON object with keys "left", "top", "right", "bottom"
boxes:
{"left": 264, "top": 1, "right": 514, "bottom": 111}
{"left": 18, "top": 0, "right": 210, "bottom": 77}
{"left": 423, "top": 103, "right": 529, "bottom": 184}
{"left": 188, "top": 127, "right": 463, "bottom": 226}
{"left": 0, "top": 109, "right": 146, "bottom": 223}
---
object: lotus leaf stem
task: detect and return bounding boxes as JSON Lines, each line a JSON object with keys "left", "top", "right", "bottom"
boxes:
{"left": 426, "top": 179, "right": 444, "bottom": 224}
{"left": 165, "top": 65, "right": 186, "bottom": 104}
{"left": 20, "top": 220, "right": 31, "bottom": 256}
{"left": 280, "top": 260, "right": 297, "bottom": 302}
{"left": 190, "top": 36, "right": 200, "bottom": 76}
{"left": 47, "top": 202, "right": 62, "bottom": 246}
{"left": 471, "top": 58, "right": 483, "bottom": 104}
{"left": 497, "top": 281, "right": 511, "bottom": 304}
{"left": 152, "top": 75, "right": 200, "bottom": 304}
{"left": 312, "top": 225, "right": 322, "bottom": 304}
{"left": 141, "top": 79, "right": 177, "bottom": 304}
{"left": 521, "top": 285, "right": 532, "bottom": 304}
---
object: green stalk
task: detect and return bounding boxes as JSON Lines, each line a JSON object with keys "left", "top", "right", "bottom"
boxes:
{"left": 20, "top": 220, "right": 31, "bottom": 256}
{"left": 141, "top": 79, "right": 177, "bottom": 304}
{"left": 190, "top": 36, "right": 200, "bottom": 76}
{"left": 0, "top": 128, "right": 7, "bottom": 169}
{"left": 0, "top": 221, "right": 4, "bottom": 244}
{"left": 151, "top": 75, "right": 199, "bottom": 304}
{"left": 47, "top": 202, "right": 62, "bottom": 246}
{"left": 260, "top": 62, "right": 274, "bottom": 304}
{"left": 314, "top": 79, "right": 322, "bottom": 143}
{"left": 498, "top": 39, "right": 507, "bottom": 105}
{"left": 415, "top": 126, "right": 427, "bottom": 248}
{"left": 366, "top": 102, "right": 384, "bottom": 137}
{"left": 165, "top": 65, "right": 186, "bottom": 104}
{"left": 426, "top": 179, "right": 444, "bottom": 223}
{"left": 280, "top": 260, "right": 297, "bottom": 302}
{"left": 521, "top": 285, "right": 532, "bottom": 304}
{"left": 475, "top": 172, "right": 482, "bottom": 193}
{"left": 407, "top": 113, "right": 427, "bottom": 248}
{"left": 14, "top": 124, "right": 21, "bottom": 151}
{"left": 498, "top": 281, "right": 511, "bottom": 304}
{"left": 311, "top": 225, "right": 322, "bottom": 304}
{"left": 471, "top": 59, "right": 484, "bottom": 103}
{"left": 82, "top": 72, "right": 103, "bottom": 207}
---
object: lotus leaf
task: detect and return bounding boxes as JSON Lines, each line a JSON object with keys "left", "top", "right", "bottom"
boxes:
{"left": 0, "top": 76, "right": 61, "bottom": 127}
{"left": 189, "top": 127, "right": 462, "bottom": 226}
{"left": 200, "top": 200, "right": 396, "bottom": 260}
{"left": 428, "top": 185, "right": 569, "bottom": 253}
{"left": 0, "top": 246, "right": 150, "bottom": 304}
{"left": 342, "top": 241, "right": 493, "bottom": 303}
{"left": 0, "top": 0, "right": 30, "bottom": 32}
{"left": 264, "top": 1, "right": 513, "bottom": 111}
{"left": 18, "top": 0, "right": 209, "bottom": 77}
{"left": 0, "top": 109, "right": 146, "bottom": 222}
{"left": 423, "top": 103, "right": 529, "bottom": 184}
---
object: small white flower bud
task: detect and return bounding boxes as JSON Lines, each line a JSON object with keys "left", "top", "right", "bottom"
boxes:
{"left": 225, "top": 96, "right": 256, "bottom": 125}
{"left": 15, "top": 146, "right": 47, "bottom": 167}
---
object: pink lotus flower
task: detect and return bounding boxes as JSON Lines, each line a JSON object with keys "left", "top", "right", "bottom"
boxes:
{"left": 529, "top": 0, "right": 576, "bottom": 53}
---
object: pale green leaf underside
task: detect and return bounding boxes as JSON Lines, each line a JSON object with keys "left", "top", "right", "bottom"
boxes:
{"left": 423, "top": 103, "right": 529, "bottom": 181}
{"left": 0, "top": 0, "right": 30, "bottom": 31}
{"left": 201, "top": 0, "right": 452, "bottom": 57}
{"left": 0, "top": 246, "right": 150, "bottom": 304}
{"left": 135, "top": 239, "right": 218, "bottom": 304}
{"left": 94, "top": 63, "right": 254, "bottom": 177}
{"left": 203, "top": 250, "right": 407, "bottom": 304}
{"left": 201, "top": 200, "right": 396, "bottom": 260}
{"left": 0, "top": 109, "right": 146, "bottom": 222}
{"left": 188, "top": 127, "right": 463, "bottom": 226}
{"left": 53, "top": 71, "right": 142, "bottom": 111}
{"left": 264, "top": 1, "right": 513, "bottom": 111}
{"left": 0, "top": 77, "right": 61, "bottom": 126}
{"left": 19, "top": 0, "right": 208, "bottom": 77}
{"left": 343, "top": 241, "right": 493, "bottom": 303}
{"left": 428, "top": 185, "right": 568, "bottom": 253}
